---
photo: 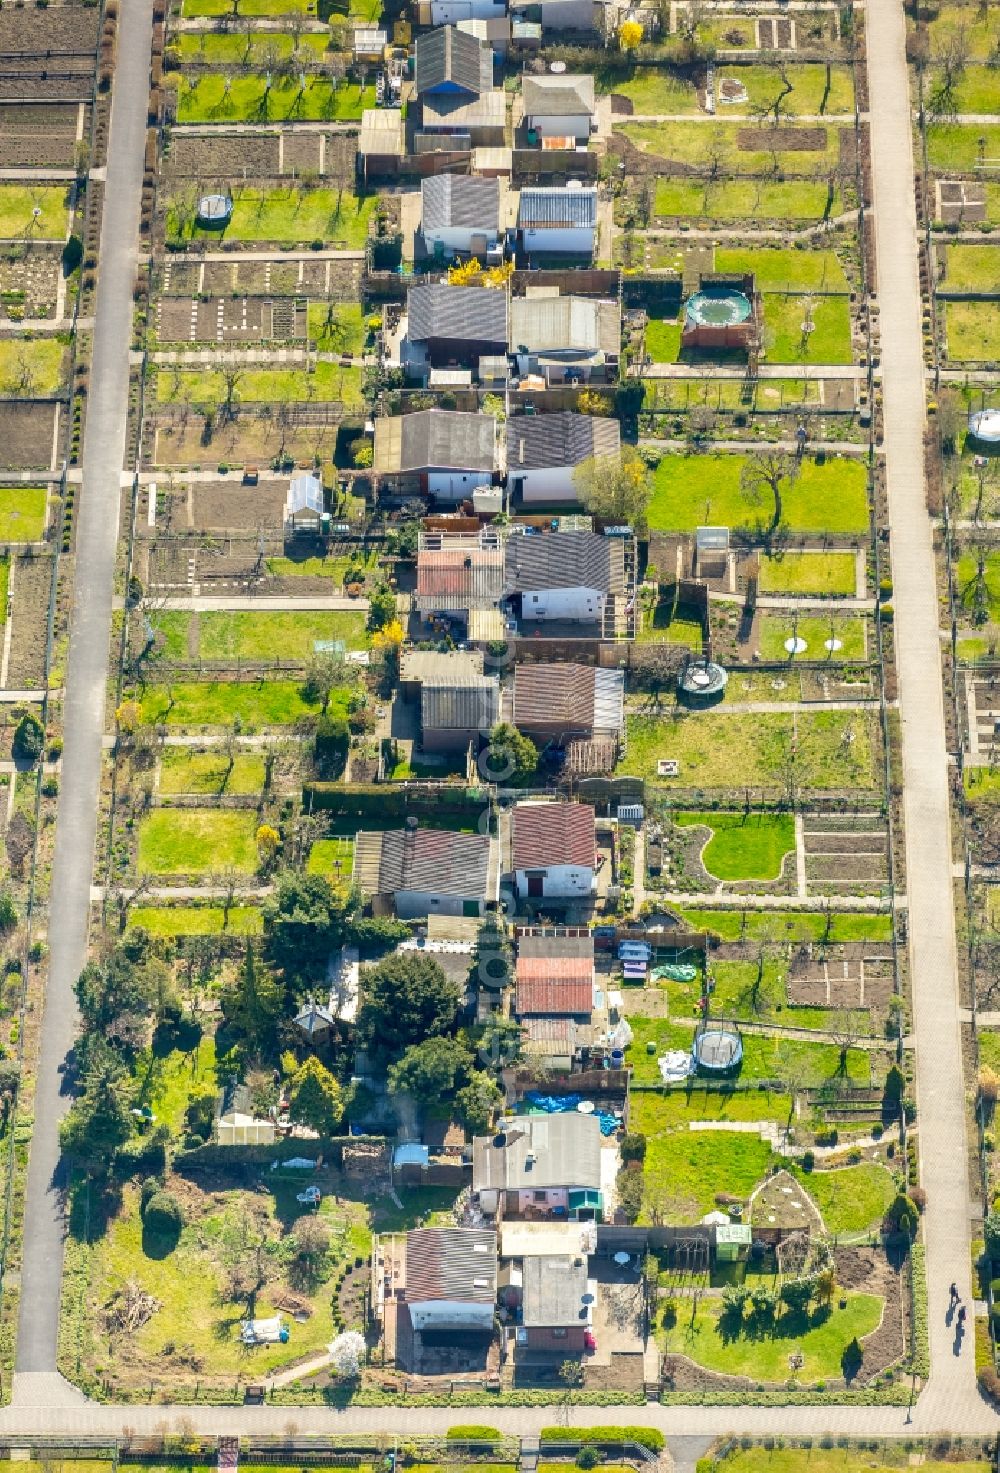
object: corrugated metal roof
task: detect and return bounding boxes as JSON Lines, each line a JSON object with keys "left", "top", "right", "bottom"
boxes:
{"left": 512, "top": 801, "right": 596, "bottom": 870}
{"left": 358, "top": 108, "right": 404, "bottom": 157}
{"left": 374, "top": 408, "right": 497, "bottom": 474}
{"left": 518, "top": 186, "right": 597, "bottom": 229}
{"left": 521, "top": 1016, "right": 594, "bottom": 1053}
{"left": 368, "top": 825, "right": 492, "bottom": 898}
{"left": 508, "top": 411, "right": 619, "bottom": 470}
{"left": 422, "top": 174, "right": 501, "bottom": 233}
{"left": 421, "top": 88, "right": 506, "bottom": 131}
{"left": 510, "top": 296, "right": 619, "bottom": 356}
{"left": 504, "top": 529, "right": 625, "bottom": 595}
{"left": 405, "top": 1226, "right": 497, "bottom": 1303}
{"left": 516, "top": 957, "right": 594, "bottom": 1016}
{"left": 472, "top": 1113, "right": 602, "bottom": 1191}
{"left": 422, "top": 676, "right": 500, "bottom": 730}
{"left": 513, "top": 661, "right": 596, "bottom": 732}
{"left": 415, "top": 25, "right": 491, "bottom": 96}
{"left": 522, "top": 73, "right": 595, "bottom": 118}
{"left": 416, "top": 544, "right": 505, "bottom": 609}
{"left": 592, "top": 667, "right": 625, "bottom": 734}
{"left": 408, "top": 281, "right": 508, "bottom": 347}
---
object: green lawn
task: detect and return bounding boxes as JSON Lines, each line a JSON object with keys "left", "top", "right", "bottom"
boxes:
{"left": 629, "top": 1092, "right": 776, "bottom": 1221}
{"left": 307, "top": 837, "right": 355, "bottom": 878}
{"left": 129, "top": 904, "right": 263, "bottom": 937}
{"left": 0, "top": 184, "right": 70, "bottom": 240}
{"left": 621, "top": 708, "right": 878, "bottom": 790}
{"left": 928, "top": 64, "right": 1000, "bottom": 115}
{"left": 636, "top": 598, "right": 703, "bottom": 649}
{"left": 157, "top": 748, "right": 265, "bottom": 796}
{"left": 168, "top": 187, "right": 376, "bottom": 246}
{"left": 198, "top": 609, "right": 368, "bottom": 658}
{"left": 308, "top": 301, "right": 366, "bottom": 355}
{"left": 173, "top": 73, "right": 373, "bottom": 123}
{"left": 942, "top": 244, "right": 1000, "bottom": 291}
{"left": 645, "top": 314, "right": 683, "bottom": 363}
{"left": 140, "top": 680, "right": 325, "bottom": 727}
{"left": 137, "top": 810, "right": 259, "bottom": 875}
{"left": 156, "top": 362, "right": 364, "bottom": 410}
{"left": 137, "top": 1035, "right": 219, "bottom": 1136}
{"left": 654, "top": 179, "right": 841, "bottom": 223}
{"left": 720, "top": 63, "right": 854, "bottom": 115}
{"left": 266, "top": 549, "right": 378, "bottom": 581}
{"left": 964, "top": 766, "right": 1000, "bottom": 804}
{"left": 676, "top": 907, "right": 893, "bottom": 944}
{"left": 762, "top": 294, "right": 853, "bottom": 365}
{"left": 793, "top": 1162, "right": 898, "bottom": 1236}
{"left": 71, "top": 1184, "right": 350, "bottom": 1386}
{"left": 0, "top": 336, "right": 66, "bottom": 395}
{"left": 621, "top": 120, "right": 839, "bottom": 176}
{"left": 957, "top": 549, "right": 1000, "bottom": 620}
{"left": 175, "top": 31, "right": 328, "bottom": 61}
{"left": 738, "top": 1031, "right": 873, "bottom": 1087}
{"left": 675, "top": 810, "right": 795, "bottom": 881}
{"left": 647, "top": 453, "right": 869, "bottom": 535}
{"left": 643, "top": 376, "right": 821, "bottom": 414}
{"left": 756, "top": 613, "right": 867, "bottom": 662}
{"left": 0, "top": 485, "right": 47, "bottom": 542}
{"left": 927, "top": 122, "right": 1000, "bottom": 172}
{"left": 925, "top": 4, "right": 1000, "bottom": 62}
{"left": 757, "top": 551, "right": 857, "bottom": 596}
{"left": 946, "top": 300, "right": 1000, "bottom": 362}
{"left": 717, "top": 246, "right": 850, "bottom": 294}
{"left": 979, "top": 1028, "right": 1000, "bottom": 1072}
{"left": 660, "top": 1291, "right": 883, "bottom": 1382}
{"left": 181, "top": 0, "right": 316, "bottom": 12}
{"left": 715, "top": 1455, "right": 986, "bottom": 1473}
{"left": 600, "top": 66, "right": 700, "bottom": 113}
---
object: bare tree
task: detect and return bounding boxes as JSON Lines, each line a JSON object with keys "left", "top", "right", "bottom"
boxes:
{"left": 739, "top": 449, "right": 799, "bottom": 545}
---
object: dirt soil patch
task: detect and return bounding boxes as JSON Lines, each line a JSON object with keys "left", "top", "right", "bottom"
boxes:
{"left": 738, "top": 126, "right": 827, "bottom": 151}
{"left": 8, "top": 553, "right": 53, "bottom": 687}
{"left": 165, "top": 134, "right": 279, "bottom": 178}
{"left": 0, "top": 402, "right": 56, "bottom": 471}
{"left": 0, "top": 103, "right": 83, "bottom": 169}
{"left": 190, "top": 480, "right": 286, "bottom": 532}
{"left": 0, "top": 10, "right": 98, "bottom": 52}
{"left": 150, "top": 411, "right": 339, "bottom": 470}
{"left": 282, "top": 133, "right": 323, "bottom": 175}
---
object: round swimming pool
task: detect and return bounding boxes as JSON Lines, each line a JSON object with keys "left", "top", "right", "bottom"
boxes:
{"left": 685, "top": 289, "right": 752, "bottom": 327}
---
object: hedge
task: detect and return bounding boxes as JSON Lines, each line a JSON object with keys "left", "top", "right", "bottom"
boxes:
{"left": 539, "top": 1429, "right": 665, "bottom": 1453}
{"left": 446, "top": 1427, "right": 503, "bottom": 1441}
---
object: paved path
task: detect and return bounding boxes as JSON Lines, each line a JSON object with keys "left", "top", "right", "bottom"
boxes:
{"left": 1, "top": 1390, "right": 997, "bottom": 1435}
{"left": 13, "top": 0, "right": 155, "bottom": 1378}
{"left": 866, "top": 0, "right": 978, "bottom": 1420}
{"left": 638, "top": 363, "right": 865, "bottom": 380}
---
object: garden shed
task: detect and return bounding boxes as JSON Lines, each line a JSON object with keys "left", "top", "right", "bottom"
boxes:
{"left": 714, "top": 1222, "right": 752, "bottom": 1263}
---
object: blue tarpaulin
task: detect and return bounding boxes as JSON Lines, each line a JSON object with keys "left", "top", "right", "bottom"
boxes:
{"left": 522, "top": 1091, "right": 619, "bottom": 1137}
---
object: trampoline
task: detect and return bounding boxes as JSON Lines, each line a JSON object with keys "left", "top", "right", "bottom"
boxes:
{"left": 685, "top": 288, "right": 752, "bottom": 329}
{"left": 678, "top": 658, "right": 729, "bottom": 701}
{"left": 693, "top": 1022, "right": 743, "bottom": 1075}
{"left": 196, "top": 193, "right": 233, "bottom": 228}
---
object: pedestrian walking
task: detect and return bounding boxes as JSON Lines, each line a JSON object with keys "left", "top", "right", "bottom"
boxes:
{"left": 949, "top": 1281, "right": 958, "bottom": 1303}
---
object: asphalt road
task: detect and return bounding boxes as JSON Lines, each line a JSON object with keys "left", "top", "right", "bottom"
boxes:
{"left": 865, "top": 0, "right": 980, "bottom": 1423}
{"left": 14, "top": 0, "right": 155, "bottom": 1376}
